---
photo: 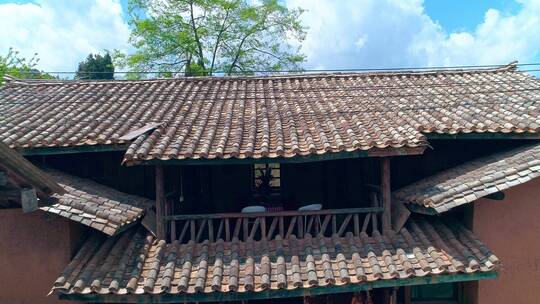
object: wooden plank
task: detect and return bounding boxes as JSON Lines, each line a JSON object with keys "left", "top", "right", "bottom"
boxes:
{"left": 119, "top": 122, "right": 163, "bottom": 141}
{"left": 391, "top": 200, "right": 411, "bottom": 232}
{"left": 306, "top": 216, "right": 315, "bottom": 235}
{"left": 381, "top": 158, "right": 392, "bottom": 233}
{"left": 20, "top": 187, "right": 38, "bottom": 212}
{"left": 155, "top": 165, "right": 166, "bottom": 239}
{"left": 331, "top": 215, "right": 337, "bottom": 235}
{"left": 141, "top": 209, "right": 157, "bottom": 237}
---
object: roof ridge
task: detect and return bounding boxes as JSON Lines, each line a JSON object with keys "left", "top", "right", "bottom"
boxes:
{"left": 3, "top": 62, "right": 523, "bottom": 87}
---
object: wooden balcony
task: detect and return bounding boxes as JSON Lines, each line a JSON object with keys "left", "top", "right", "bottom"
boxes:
{"left": 164, "top": 207, "right": 383, "bottom": 243}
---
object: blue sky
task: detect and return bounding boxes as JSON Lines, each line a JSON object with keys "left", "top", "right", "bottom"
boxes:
{"left": 0, "top": 0, "right": 539, "bottom": 73}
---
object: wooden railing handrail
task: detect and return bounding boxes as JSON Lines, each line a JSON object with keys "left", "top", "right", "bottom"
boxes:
{"left": 164, "top": 207, "right": 383, "bottom": 221}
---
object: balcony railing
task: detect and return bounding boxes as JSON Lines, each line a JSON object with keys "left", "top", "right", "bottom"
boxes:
{"left": 164, "top": 207, "right": 384, "bottom": 243}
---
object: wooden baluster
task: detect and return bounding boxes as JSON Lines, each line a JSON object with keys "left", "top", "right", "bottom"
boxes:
{"left": 248, "top": 217, "right": 261, "bottom": 240}
{"left": 285, "top": 216, "right": 297, "bottom": 238}
{"left": 225, "top": 218, "right": 231, "bottom": 242}
{"left": 208, "top": 218, "right": 214, "bottom": 242}
{"left": 306, "top": 215, "right": 315, "bottom": 235}
{"left": 170, "top": 219, "right": 176, "bottom": 241}
{"left": 337, "top": 214, "right": 352, "bottom": 236}
{"left": 297, "top": 215, "right": 304, "bottom": 238}
{"left": 371, "top": 212, "right": 378, "bottom": 232}
{"left": 267, "top": 217, "right": 278, "bottom": 240}
{"left": 233, "top": 218, "right": 242, "bottom": 240}
{"left": 362, "top": 213, "right": 371, "bottom": 233}
{"left": 196, "top": 218, "right": 208, "bottom": 242}
{"left": 261, "top": 217, "right": 267, "bottom": 241}
{"left": 353, "top": 214, "right": 360, "bottom": 236}
{"left": 190, "top": 219, "right": 196, "bottom": 241}
{"left": 179, "top": 220, "right": 189, "bottom": 243}
{"left": 216, "top": 219, "right": 224, "bottom": 241}
{"left": 331, "top": 214, "right": 337, "bottom": 235}
{"left": 320, "top": 214, "right": 331, "bottom": 236}
{"left": 279, "top": 216, "right": 285, "bottom": 238}
{"left": 243, "top": 218, "right": 249, "bottom": 241}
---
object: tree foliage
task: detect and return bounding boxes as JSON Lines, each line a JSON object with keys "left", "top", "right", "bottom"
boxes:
{"left": 118, "top": 0, "right": 306, "bottom": 76}
{"left": 76, "top": 52, "right": 115, "bottom": 80}
{"left": 0, "top": 47, "right": 55, "bottom": 84}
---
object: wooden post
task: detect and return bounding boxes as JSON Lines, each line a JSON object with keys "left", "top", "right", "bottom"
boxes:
{"left": 381, "top": 158, "right": 392, "bottom": 233}
{"left": 155, "top": 165, "right": 165, "bottom": 240}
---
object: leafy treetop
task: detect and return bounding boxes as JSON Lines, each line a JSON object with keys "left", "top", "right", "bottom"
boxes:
{"left": 76, "top": 52, "right": 115, "bottom": 80}
{"left": 0, "top": 47, "right": 55, "bottom": 84}
{"left": 116, "top": 0, "right": 306, "bottom": 77}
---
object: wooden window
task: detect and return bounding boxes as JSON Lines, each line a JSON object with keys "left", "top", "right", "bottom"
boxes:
{"left": 410, "top": 283, "right": 458, "bottom": 304}
{"left": 253, "top": 163, "right": 281, "bottom": 191}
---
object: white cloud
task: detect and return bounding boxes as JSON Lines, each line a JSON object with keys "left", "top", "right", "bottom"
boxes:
{"left": 286, "top": 0, "right": 540, "bottom": 69}
{"left": 0, "top": 0, "right": 130, "bottom": 73}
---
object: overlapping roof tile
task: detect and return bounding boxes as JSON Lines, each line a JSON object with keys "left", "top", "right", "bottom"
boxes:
{"left": 1, "top": 64, "right": 539, "bottom": 164}
{"left": 394, "top": 143, "right": 540, "bottom": 213}
{"left": 51, "top": 216, "right": 498, "bottom": 296}
{"left": 40, "top": 169, "right": 154, "bottom": 235}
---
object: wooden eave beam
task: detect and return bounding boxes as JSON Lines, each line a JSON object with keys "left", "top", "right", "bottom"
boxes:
{"left": 16, "top": 144, "right": 129, "bottom": 156}
{"left": 425, "top": 132, "right": 540, "bottom": 140}
{"left": 58, "top": 272, "right": 498, "bottom": 303}
{"left": 138, "top": 146, "right": 426, "bottom": 166}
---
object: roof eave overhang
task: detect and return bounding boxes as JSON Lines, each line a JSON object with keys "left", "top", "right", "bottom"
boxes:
{"left": 425, "top": 132, "right": 540, "bottom": 140}
{"left": 17, "top": 144, "right": 129, "bottom": 156}
{"left": 57, "top": 272, "right": 498, "bottom": 303}
{"left": 133, "top": 146, "right": 427, "bottom": 166}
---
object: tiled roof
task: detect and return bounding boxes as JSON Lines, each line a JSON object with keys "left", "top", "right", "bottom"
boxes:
{"left": 51, "top": 216, "right": 498, "bottom": 296}
{"left": 40, "top": 169, "right": 154, "bottom": 235}
{"left": 0, "top": 141, "right": 64, "bottom": 196}
{"left": 394, "top": 143, "right": 540, "bottom": 213}
{"left": 1, "top": 64, "right": 539, "bottom": 163}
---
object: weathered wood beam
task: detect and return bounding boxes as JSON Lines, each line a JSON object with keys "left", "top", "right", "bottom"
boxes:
{"left": 0, "top": 171, "right": 7, "bottom": 186}
{"left": 381, "top": 158, "right": 392, "bottom": 233}
{"left": 155, "top": 165, "right": 165, "bottom": 239}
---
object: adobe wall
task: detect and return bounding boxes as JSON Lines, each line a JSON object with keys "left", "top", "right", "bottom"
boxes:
{"left": 473, "top": 177, "right": 540, "bottom": 304}
{"left": 0, "top": 209, "right": 83, "bottom": 304}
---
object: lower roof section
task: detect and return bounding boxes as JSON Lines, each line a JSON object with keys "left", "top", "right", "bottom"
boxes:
{"left": 51, "top": 216, "right": 498, "bottom": 302}
{"left": 40, "top": 168, "right": 154, "bottom": 235}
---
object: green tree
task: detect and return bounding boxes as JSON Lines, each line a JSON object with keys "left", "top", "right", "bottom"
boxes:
{"left": 76, "top": 52, "right": 115, "bottom": 80}
{"left": 118, "top": 0, "right": 306, "bottom": 76}
{"left": 0, "top": 47, "right": 54, "bottom": 84}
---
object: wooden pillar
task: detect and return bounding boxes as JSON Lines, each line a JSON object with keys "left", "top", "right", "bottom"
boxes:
{"left": 155, "top": 165, "right": 165, "bottom": 239}
{"left": 381, "top": 158, "right": 391, "bottom": 233}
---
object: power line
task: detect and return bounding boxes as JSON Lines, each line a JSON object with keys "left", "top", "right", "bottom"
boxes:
{"left": 7, "top": 62, "right": 540, "bottom": 76}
